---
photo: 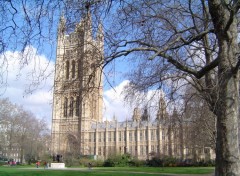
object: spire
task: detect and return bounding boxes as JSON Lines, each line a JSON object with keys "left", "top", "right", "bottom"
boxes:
{"left": 113, "top": 114, "right": 118, "bottom": 122}
{"left": 172, "top": 106, "right": 178, "bottom": 122}
{"left": 84, "top": 9, "right": 93, "bottom": 43}
{"left": 85, "top": 1, "right": 91, "bottom": 11}
{"left": 75, "top": 19, "right": 84, "bottom": 33}
{"left": 141, "top": 107, "right": 149, "bottom": 121}
{"left": 58, "top": 15, "right": 66, "bottom": 37}
{"left": 97, "top": 21, "right": 104, "bottom": 52}
{"left": 113, "top": 114, "right": 117, "bottom": 121}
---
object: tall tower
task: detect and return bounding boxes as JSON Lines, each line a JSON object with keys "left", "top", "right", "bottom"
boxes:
{"left": 51, "top": 13, "right": 104, "bottom": 156}
{"left": 156, "top": 95, "right": 167, "bottom": 121}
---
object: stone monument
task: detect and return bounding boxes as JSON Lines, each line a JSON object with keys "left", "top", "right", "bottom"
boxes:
{"left": 50, "top": 154, "right": 65, "bottom": 169}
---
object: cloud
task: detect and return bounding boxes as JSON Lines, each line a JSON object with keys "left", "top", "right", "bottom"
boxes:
{"left": 0, "top": 46, "right": 54, "bottom": 124}
{"left": 103, "top": 80, "right": 132, "bottom": 121}
{"left": 103, "top": 80, "right": 167, "bottom": 122}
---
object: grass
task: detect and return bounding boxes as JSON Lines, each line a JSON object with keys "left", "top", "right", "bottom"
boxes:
{"left": 0, "top": 166, "right": 214, "bottom": 176}
{"left": 95, "top": 167, "right": 214, "bottom": 174}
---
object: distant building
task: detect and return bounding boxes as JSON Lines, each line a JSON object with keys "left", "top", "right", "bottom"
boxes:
{"left": 51, "top": 12, "right": 215, "bottom": 161}
{"left": 0, "top": 123, "right": 22, "bottom": 162}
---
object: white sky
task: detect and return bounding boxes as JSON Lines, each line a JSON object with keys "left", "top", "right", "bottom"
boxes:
{"left": 0, "top": 47, "right": 54, "bottom": 125}
{"left": 103, "top": 80, "right": 132, "bottom": 121}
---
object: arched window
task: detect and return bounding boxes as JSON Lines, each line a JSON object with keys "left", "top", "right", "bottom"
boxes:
{"left": 72, "top": 60, "right": 75, "bottom": 78}
{"left": 64, "top": 97, "right": 68, "bottom": 117}
{"left": 77, "top": 60, "right": 81, "bottom": 78}
{"left": 76, "top": 96, "right": 80, "bottom": 116}
{"left": 69, "top": 97, "right": 74, "bottom": 117}
{"left": 66, "top": 61, "right": 69, "bottom": 79}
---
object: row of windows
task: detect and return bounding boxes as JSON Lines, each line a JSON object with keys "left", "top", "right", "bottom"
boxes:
{"left": 64, "top": 97, "right": 80, "bottom": 117}
{"left": 2, "top": 147, "right": 20, "bottom": 151}
{"left": 88, "top": 130, "right": 163, "bottom": 142}
{"left": 2, "top": 153, "right": 19, "bottom": 157}
{"left": 96, "top": 145, "right": 160, "bottom": 156}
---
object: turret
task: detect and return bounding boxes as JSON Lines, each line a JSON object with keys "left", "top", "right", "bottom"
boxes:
{"left": 172, "top": 107, "right": 178, "bottom": 120}
{"left": 57, "top": 16, "right": 66, "bottom": 39}
{"left": 132, "top": 107, "right": 141, "bottom": 121}
{"left": 156, "top": 95, "right": 167, "bottom": 121}
{"left": 83, "top": 11, "right": 93, "bottom": 46}
{"left": 141, "top": 107, "right": 149, "bottom": 121}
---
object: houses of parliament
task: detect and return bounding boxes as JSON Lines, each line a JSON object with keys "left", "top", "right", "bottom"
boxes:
{"left": 51, "top": 13, "right": 214, "bottom": 161}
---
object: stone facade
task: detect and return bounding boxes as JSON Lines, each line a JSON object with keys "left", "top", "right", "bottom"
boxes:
{"left": 51, "top": 14, "right": 215, "bottom": 161}
{"left": 51, "top": 12, "right": 103, "bottom": 156}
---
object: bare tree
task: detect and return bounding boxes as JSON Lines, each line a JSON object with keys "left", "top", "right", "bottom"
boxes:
{"left": 0, "top": 0, "right": 61, "bottom": 93}
{"left": 181, "top": 87, "right": 216, "bottom": 162}
{"left": 0, "top": 98, "right": 50, "bottom": 163}
{"left": 102, "top": 0, "right": 240, "bottom": 175}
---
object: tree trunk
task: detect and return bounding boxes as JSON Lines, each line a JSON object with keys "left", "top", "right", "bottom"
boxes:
{"left": 215, "top": 64, "right": 239, "bottom": 175}
{"left": 20, "top": 147, "right": 24, "bottom": 164}
{"left": 215, "top": 29, "right": 240, "bottom": 175}
{"left": 215, "top": 35, "right": 240, "bottom": 174}
{"left": 208, "top": 1, "right": 240, "bottom": 175}
{"left": 179, "top": 123, "right": 184, "bottom": 160}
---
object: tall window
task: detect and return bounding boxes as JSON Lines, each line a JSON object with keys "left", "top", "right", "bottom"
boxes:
{"left": 75, "top": 96, "right": 80, "bottom": 116}
{"left": 135, "top": 131, "right": 137, "bottom": 141}
{"left": 77, "top": 60, "right": 81, "bottom": 78}
{"left": 99, "top": 147, "right": 101, "bottom": 155}
{"left": 129, "top": 132, "right": 132, "bottom": 141}
{"left": 145, "top": 130, "right": 148, "bottom": 141}
{"left": 140, "top": 131, "right": 143, "bottom": 141}
{"left": 140, "top": 146, "right": 144, "bottom": 155}
{"left": 108, "top": 132, "right": 111, "bottom": 142}
{"left": 151, "top": 145, "right": 154, "bottom": 152}
{"left": 72, "top": 60, "right": 75, "bottom": 78}
{"left": 99, "top": 133, "right": 101, "bottom": 142}
{"left": 64, "top": 97, "right": 68, "bottom": 117}
{"left": 162, "top": 131, "right": 165, "bottom": 140}
{"left": 69, "top": 97, "right": 74, "bottom": 117}
{"left": 66, "top": 61, "right": 69, "bottom": 79}
{"left": 151, "top": 130, "right": 155, "bottom": 141}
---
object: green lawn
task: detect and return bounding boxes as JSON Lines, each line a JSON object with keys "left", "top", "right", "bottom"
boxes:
{"left": 94, "top": 167, "right": 214, "bottom": 174}
{"left": 0, "top": 166, "right": 214, "bottom": 176}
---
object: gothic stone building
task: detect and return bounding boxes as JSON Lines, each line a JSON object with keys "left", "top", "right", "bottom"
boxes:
{"left": 51, "top": 14, "right": 214, "bottom": 161}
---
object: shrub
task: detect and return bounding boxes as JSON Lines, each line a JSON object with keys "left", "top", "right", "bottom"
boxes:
{"left": 129, "top": 158, "right": 146, "bottom": 167}
{"left": 192, "top": 159, "right": 215, "bottom": 167}
{"left": 146, "top": 157, "right": 162, "bottom": 167}
{"left": 64, "top": 152, "right": 80, "bottom": 167}
{"left": 103, "top": 153, "right": 133, "bottom": 167}
{"left": 163, "top": 157, "right": 178, "bottom": 167}
{"left": 0, "top": 161, "right": 8, "bottom": 166}
{"left": 103, "top": 158, "right": 116, "bottom": 167}
{"left": 91, "top": 159, "right": 104, "bottom": 167}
